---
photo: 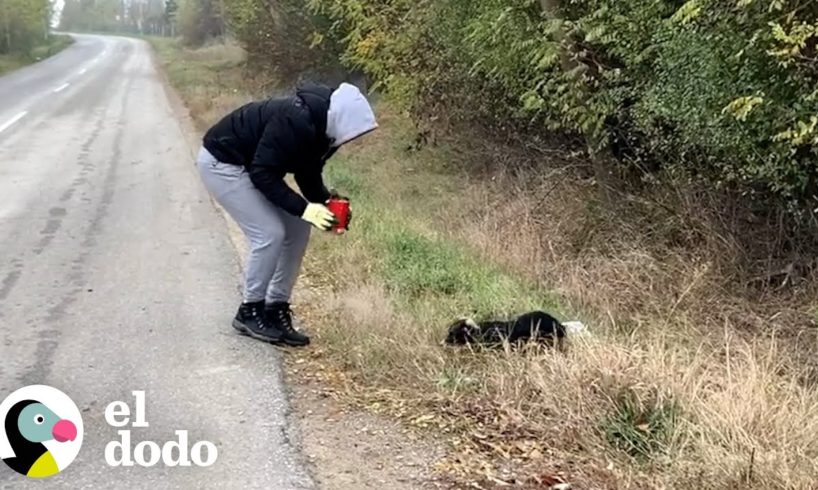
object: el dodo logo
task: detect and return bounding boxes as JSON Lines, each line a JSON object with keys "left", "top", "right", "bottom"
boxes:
{"left": 104, "top": 391, "right": 218, "bottom": 468}
{"left": 0, "top": 385, "right": 82, "bottom": 478}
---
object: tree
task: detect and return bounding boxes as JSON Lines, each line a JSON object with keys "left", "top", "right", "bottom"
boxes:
{"left": 165, "top": 0, "right": 178, "bottom": 36}
{"left": 129, "top": 0, "right": 170, "bottom": 35}
{"left": 178, "top": 0, "right": 225, "bottom": 47}
{"left": 59, "top": 0, "right": 126, "bottom": 33}
{"left": 223, "top": 0, "right": 340, "bottom": 79}
{"left": 0, "top": 0, "right": 52, "bottom": 54}
{"left": 305, "top": 0, "right": 818, "bottom": 211}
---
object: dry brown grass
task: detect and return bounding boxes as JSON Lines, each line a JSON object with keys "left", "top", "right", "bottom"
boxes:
{"left": 150, "top": 39, "right": 818, "bottom": 489}
{"left": 300, "top": 269, "right": 818, "bottom": 488}
{"left": 150, "top": 38, "right": 255, "bottom": 130}
{"left": 295, "top": 109, "right": 818, "bottom": 488}
{"left": 459, "top": 144, "right": 818, "bottom": 487}
{"left": 301, "top": 266, "right": 818, "bottom": 488}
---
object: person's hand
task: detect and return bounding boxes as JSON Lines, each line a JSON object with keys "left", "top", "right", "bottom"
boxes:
{"left": 302, "top": 203, "right": 338, "bottom": 231}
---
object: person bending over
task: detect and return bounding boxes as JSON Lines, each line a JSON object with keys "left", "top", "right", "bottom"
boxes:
{"left": 196, "top": 82, "right": 377, "bottom": 346}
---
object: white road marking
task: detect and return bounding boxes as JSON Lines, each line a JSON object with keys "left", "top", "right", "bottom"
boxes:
{"left": 0, "top": 111, "right": 28, "bottom": 134}
{"left": 78, "top": 68, "right": 87, "bottom": 75}
{"left": 53, "top": 83, "right": 70, "bottom": 93}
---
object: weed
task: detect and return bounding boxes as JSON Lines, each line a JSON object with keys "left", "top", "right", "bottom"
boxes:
{"left": 325, "top": 160, "right": 367, "bottom": 197}
{"left": 436, "top": 366, "right": 479, "bottom": 392}
{"left": 602, "top": 389, "right": 680, "bottom": 461}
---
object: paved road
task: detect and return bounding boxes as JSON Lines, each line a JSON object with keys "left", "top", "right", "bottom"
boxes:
{"left": 0, "top": 34, "right": 313, "bottom": 488}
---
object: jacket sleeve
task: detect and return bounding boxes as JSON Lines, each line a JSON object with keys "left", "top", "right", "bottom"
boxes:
{"left": 294, "top": 171, "right": 331, "bottom": 203}
{"left": 248, "top": 113, "right": 309, "bottom": 217}
{"left": 248, "top": 167, "right": 308, "bottom": 217}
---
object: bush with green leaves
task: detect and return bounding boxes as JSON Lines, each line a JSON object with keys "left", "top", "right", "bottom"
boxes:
{"left": 221, "top": 0, "right": 342, "bottom": 82}
{"left": 302, "top": 0, "right": 818, "bottom": 210}
{"left": 178, "top": 0, "right": 225, "bottom": 47}
{"left": 0, "top": 0, "right": 52, "bottom": 55}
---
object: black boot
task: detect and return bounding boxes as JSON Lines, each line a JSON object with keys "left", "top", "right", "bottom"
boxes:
{"left": 265, "top": 302, "right": 310, "bottom": 347}
{"left": 232, "top": 301, "right": 284, "bottom": 343}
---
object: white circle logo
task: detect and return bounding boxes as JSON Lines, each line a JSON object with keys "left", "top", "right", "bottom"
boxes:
{"left": 0, "top": 385, "right": 83, "bottom": 478}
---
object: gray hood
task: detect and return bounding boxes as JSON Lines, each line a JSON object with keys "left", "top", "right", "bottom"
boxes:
{"left": 326, "top": 83, "right": 378, "bottom": 147}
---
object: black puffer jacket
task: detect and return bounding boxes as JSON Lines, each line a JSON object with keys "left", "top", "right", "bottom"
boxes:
{"left": 202, "top": 84, "right": 336, "bottom": 216}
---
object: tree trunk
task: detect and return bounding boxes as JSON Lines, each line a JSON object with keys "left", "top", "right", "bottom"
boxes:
{"left": 538, "top": 0, "right": 614, "bottom": 204}
{"left": 2, "top": 3, "right": 11, "bottom": 54}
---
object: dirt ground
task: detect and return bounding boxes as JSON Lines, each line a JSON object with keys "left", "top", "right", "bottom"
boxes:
{"left": 280, "top": 269, "right": 450, "bottom": 489}
{"left": 285, "top": 366, "right": 448, "bottom": 489}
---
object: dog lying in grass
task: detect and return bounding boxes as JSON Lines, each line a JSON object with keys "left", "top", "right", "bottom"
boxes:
{"left": 445, "top": 311, "right": 566, "bottom": 348}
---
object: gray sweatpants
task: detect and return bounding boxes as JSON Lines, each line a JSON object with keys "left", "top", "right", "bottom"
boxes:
{"left": 196, "top": 147, "right": 311, "bottom": 304}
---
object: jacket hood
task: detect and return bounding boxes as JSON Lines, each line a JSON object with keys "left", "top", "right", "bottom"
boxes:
{"left": 295, "top": 82, "right": 333, "bottom": 143}
{"left": 326, "top": 83, "right": 378, "bottom": 147}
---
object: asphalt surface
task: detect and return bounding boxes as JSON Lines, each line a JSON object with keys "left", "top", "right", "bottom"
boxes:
{"left": 0, "top": 34, "right": 313, "bottom": 488}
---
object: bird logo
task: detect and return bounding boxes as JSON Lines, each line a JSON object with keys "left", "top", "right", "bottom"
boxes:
{"left": 0, "top": 385, "right": 83, "bottom": 478}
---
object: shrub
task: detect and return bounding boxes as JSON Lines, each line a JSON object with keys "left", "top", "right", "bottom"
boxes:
{"left": 304, "top": 0, "right": 818, "bottom": 211}
{"left": 223, "top": 0, "right": 343, "bottom": 83}
{"left": 602, "top": 389, "right": 680, "bottom": 461}
{"left": 177, "top": 0, "right": 225, "bottom": 47}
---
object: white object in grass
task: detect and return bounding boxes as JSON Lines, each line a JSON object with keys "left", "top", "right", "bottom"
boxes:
{"left": 563, "top": 321, "right": 587, "bottom": 335}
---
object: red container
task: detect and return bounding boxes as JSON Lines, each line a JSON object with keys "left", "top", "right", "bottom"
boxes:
{"left": 326, "top": 198, "right": 350, "bottom": 234}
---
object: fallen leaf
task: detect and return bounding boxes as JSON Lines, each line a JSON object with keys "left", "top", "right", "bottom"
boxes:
{"left": 486, "top": 475, "right": 512, "bottom": 486}
{"left": 538, "top": 473, "right": 565, "bottom": 486}
{"left": 412, "top": 414, "right": 435, "bottom": 424}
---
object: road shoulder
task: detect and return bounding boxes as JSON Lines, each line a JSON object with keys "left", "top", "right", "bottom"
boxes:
{"left": 287, "top": 360, "right": 446, "bottom": 489}
{"left": 0, "top": 35, "right": 74, "bottom": 76}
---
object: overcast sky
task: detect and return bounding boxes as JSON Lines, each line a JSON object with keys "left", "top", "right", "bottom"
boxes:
{"left": 52, "top": 0, "right": 65, "bottom": 27}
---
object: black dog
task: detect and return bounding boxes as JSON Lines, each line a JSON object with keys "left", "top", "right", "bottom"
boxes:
{"left": 445, "top": 311, "right": 566, "bottom": 348}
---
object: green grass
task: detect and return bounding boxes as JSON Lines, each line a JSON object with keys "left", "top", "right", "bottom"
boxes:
{"left": 381, "top": 230, "right": 546, "bottom": 315}
{"left": 0, "top": 35, "right": 74, "bottom": 76}
{"left": 147, "top": 36, "right": 247, "bottom": 89}
{"left": 146, "top": 37, "right": 251, "bottom": 130}
{"left": 602, "top": 389, "right": 680, "bottom": 461}
{"left": 317, "top": 146, "right": 561, "bottom": 322}
{"left": 0, "top": 56, "right": 27, "bottom": 76}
